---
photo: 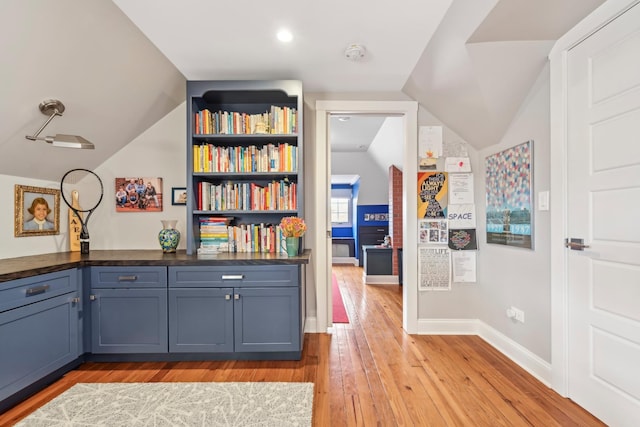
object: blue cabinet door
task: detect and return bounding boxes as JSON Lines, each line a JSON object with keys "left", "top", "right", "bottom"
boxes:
{"left": 0, "top": 293, "right": 79, "bottom": 402}
{"left": 168, "top": 288, "right": 234, "bottom": 353}
{"left": 234, "top": 287, "right": 300, "bottom": 352}
{"left": 91, "top": 288, "right": 168, "bottom": 353}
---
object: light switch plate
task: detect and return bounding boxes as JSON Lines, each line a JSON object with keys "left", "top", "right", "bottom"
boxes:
{"left": 538, "top": 191, "right": 549, "bottom": 211}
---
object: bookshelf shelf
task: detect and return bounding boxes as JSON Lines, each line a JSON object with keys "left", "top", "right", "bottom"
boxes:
{"left": 186, "top": 80, "right": 304, "bottom": 255}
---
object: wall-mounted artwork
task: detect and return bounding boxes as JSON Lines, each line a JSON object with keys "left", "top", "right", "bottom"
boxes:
{"left": 14, "top": 185, "right": 60, "bottom": 237}
{"left": 485, "top": 140, "right": 533, "bottom": 249}
{"left": 417, "top": 172, "right": 448, "bottom": 218}
{"left": 115, "top": 177, "right": 163, "bottom": 212}
{"left": 172, "top": 187, "right": 187, "bottom": 205}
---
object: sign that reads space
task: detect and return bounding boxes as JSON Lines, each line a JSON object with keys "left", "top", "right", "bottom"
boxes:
{"left": 447, "top": 204, "right": 476, "bottom": 228}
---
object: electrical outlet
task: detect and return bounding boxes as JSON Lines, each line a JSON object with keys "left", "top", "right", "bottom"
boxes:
{"left": 512, "top": 307, "right": 525, "bottom": 323}
{"left": 507, "top": 306, "right": 525, "bottom": 323}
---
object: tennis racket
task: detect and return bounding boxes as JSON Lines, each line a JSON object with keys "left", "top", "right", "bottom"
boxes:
{"left": 60, "top": 168, "right": 104, "bottom": 254}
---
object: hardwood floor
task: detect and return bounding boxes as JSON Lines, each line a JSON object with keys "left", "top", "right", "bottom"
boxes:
{"left": 0, "top": 264, "right": 604, "bottom": 426}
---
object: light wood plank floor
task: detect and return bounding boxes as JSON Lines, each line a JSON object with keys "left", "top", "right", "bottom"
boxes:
{"left": 0, "top": 265, "right": 604, "bottom": 426}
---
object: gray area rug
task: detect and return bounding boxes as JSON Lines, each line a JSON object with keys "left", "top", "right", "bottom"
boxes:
{"left": 16, "top": 382, "right": 314, "bottom": 426}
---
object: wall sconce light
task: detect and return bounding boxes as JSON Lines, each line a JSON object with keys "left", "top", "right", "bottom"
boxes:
{"left": 25, "top": 99, "right": 95, "bottom": 149}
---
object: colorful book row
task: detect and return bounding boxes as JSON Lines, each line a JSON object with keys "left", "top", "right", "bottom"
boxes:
{"left": 194, "top": 106, "right": 297, "bottom": 135}
{"left": 193, "top": 143, "right": 297, "bottom": 173}
{"left": 197, "top": 180, "right": 297, "bottom": 211}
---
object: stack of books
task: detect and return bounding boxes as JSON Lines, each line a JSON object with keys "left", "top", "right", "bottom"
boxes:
{"left": 198, "top": 217, "right": 232, "bottom": 255}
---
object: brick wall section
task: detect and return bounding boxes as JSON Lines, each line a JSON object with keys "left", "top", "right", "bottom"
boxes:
{"left": 389, "top": 165, "right": 403, "bottom": 276}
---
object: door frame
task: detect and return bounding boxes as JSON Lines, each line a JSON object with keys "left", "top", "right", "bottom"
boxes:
{"left": 314, "top": 100, "right": 418, "bottom": 333}
{"left": 549, "top": 0, "right": 640, "bottom": 396}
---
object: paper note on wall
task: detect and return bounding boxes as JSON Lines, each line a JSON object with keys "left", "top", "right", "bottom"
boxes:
{"left": 447, "top": 204, "right": 476, "bottom": 228}
{"left": 452, "top": 251, "right": 477, "bottom": 283}
{"left": 444, "top": 157, "right": 471, "bottom": 172}
{"left": 418, "top": 126, "right": 442, "bottom": 170}
{"left": 448, "top": 173, "right": 474, "bottom": 204}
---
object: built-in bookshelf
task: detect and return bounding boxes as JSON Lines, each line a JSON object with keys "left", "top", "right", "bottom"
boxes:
{"left": 186, "top": 80, "right": 303, "bottom": 256}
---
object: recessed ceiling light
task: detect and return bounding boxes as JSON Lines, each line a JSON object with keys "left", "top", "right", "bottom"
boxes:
{"left": 277, "top": 29, "right": 293, "bottom": 42}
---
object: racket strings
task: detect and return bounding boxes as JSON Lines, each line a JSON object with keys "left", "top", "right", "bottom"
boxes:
{"left": 60, "top": 169, "right": 104, "bottom": 211}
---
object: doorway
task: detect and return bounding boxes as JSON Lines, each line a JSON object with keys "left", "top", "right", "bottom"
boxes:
{"left": 314, "top": 100, "right": 418, "bottom": 333}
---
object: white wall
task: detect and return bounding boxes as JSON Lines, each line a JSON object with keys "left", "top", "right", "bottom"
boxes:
{"left": 413, "top": 65, "right": 552, "bottom": 362}
{"left": 331, "top": 152, "right": 389, "bottom": 205}
{"left": 89, "top": 103, "right": 188, "bottom": 250}
{"left": 476, "top": 65, "right": 551, "bottom": 361}
{"left": 415, "top": 106, "right": 484, "bottom": 319}
{"left": 0, "top": 175, "right": 68, "bottom": 258}
{"left": 0, "top": 103, "right": 188, "bottom": 260}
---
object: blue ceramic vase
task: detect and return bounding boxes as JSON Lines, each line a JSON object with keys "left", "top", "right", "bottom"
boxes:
{"left": 158, "top": 220, "right": 180, "bottom": 253}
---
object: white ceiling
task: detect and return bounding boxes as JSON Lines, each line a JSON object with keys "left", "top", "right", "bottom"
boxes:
{"left": 112, "top": 0, "right": 453, "bottom": 93}
{"left": 114, "top": 0, "right": 604, "bottom": 152}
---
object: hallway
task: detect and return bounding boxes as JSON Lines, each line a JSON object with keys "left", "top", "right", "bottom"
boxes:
{"left": 324, "top": 264, "right": 603, "bottom": 426}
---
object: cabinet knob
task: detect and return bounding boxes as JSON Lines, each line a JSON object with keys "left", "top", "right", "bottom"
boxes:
{"left": 89, "top": 295, "right": 97, "bottom": 301}
{"left": 234, "top": 294, "right": 240, "bottom": 300}
{"left": 225, "top": 294, "right": 231, "bottom": 300}
{"left": 71, "top": 297, "right": 80, "bottom": 304}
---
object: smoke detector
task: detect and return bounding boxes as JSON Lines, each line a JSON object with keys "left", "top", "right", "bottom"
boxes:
{"left": 344, "top": 44, "right": 366, "bottom": 61}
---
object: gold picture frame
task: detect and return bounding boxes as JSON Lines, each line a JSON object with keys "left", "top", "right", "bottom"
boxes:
{"left": 14, "top": 184, "right": 60, "bottom": 237}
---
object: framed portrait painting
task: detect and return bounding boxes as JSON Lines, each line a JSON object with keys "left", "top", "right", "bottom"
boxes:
{"left": 485, "top": 140, "right": 533, "bottom": 249}
{"left": 15, "top": 185, "right": 60, "bottom": 237}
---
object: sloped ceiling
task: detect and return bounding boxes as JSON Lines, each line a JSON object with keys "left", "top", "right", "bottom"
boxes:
{"left": 0, "top": 0, "right": 185, "bottom": 181}
{"left": 403, "top": 0, "right": 604, "bottom": 149}
{"left": 0, "top": 0, "right": 604, "bottom": 182}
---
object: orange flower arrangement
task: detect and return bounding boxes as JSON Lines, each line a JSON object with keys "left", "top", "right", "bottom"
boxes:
{"left": 280, "top": 216, "right": 307, "bottom": 237}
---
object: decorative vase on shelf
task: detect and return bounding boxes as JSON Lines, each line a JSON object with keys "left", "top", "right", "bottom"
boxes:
{"left": 158, "top": 220, "right": 180, "bottom": 253}
{"left": 285, "top": 237, "right": 299, "bottom": 257}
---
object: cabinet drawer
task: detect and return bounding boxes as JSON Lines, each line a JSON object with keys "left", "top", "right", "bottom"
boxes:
{"left": 0, "top": 269, "right": 77, "bottom": 313}
{"left": 91, "top": 266, "right": 167, "bottom": 289}
{"left": 169, "top": 265, "right": 298, "bottom": 288}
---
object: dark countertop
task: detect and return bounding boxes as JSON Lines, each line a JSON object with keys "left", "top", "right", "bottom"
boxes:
{"left": 0, "top": 249, "right": 311, "bottom": 283}
{"left": 361, "top": 245, "right": 393, "bottom": 251}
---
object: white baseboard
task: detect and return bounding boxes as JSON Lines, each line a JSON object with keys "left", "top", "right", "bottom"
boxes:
{"left": 332, "top": 257, "right": 358, "bottom": 266}
{"left": 304, "top": 316, "right": 318, "bottom": 333}
{"left": 363, "top": 274, "right": 399, "bottom": 285}
{"left": 416, "top": 318, "right": 552, "bottom": 386}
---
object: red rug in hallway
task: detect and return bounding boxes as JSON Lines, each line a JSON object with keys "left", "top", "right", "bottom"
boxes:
{"left": 332, "top": 273, "right": 349, "bottom": 323}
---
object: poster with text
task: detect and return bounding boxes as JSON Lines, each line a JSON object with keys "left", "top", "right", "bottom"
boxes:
{"left": 447, "top": 204, "right": 476, "bottom": 228}
{"left": 417, "top": 172, "right": 448, "bottom": 219}
{"left": 419, "top": 247, "right": 451, "bottom": 291}
{"left": 485, "top": 140, "right": 533, "bottom": 249}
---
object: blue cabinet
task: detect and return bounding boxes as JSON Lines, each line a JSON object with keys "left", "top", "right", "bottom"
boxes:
{"left": 168, "top": 265, "right": 301, "bottom": 355}
{"left": 0, "top": 269, "right": 79, "bottom": 403}
{"left": 169, "top": 287, "right": 234, "bottom": 353}
{"left": 234, "top": 286, "right": 300, "bottom": 352}
{"left": 90, "top": 267, "right": 168, "bottom": 354}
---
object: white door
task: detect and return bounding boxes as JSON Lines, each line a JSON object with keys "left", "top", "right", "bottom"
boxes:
{"left": 567, "top": 3, "right": 640, "bottom": 425}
